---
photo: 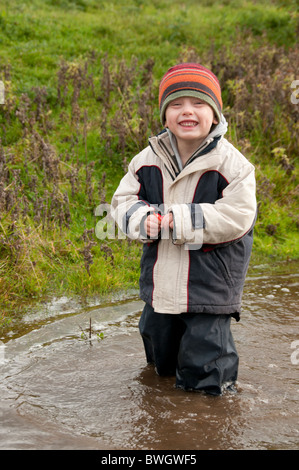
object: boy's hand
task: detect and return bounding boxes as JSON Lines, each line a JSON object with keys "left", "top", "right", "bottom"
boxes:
{"left": 144, "top": 212, "right": 173, "bottom": 238}
{"left": 144, "top": 213, "right": 162, "bottom": 238}
{"left": 161, "top": 212, "right": 173, "bottom": 231}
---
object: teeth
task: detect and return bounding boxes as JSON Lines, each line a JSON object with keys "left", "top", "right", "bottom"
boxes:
{"left": 180, "top": 122, "right": 197, "bottom": 127}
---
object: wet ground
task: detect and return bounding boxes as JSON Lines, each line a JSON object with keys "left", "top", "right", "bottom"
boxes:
{"left": 0, "top": 262, "right": 298, "bottom": 450}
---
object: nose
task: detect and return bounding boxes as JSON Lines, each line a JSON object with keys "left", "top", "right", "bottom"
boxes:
{"left": 181, "top": 100, "right": 194, "bottom": 115}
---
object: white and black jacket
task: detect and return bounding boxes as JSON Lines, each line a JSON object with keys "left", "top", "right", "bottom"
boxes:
{"left": 111, "top": 117, "right": 257, "bottom": 317}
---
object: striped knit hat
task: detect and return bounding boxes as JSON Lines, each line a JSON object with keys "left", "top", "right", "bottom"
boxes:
{"left": 159, "top": 63, "right": 222, "bottom": 125}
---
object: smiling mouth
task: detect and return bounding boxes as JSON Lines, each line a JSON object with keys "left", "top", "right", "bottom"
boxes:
{"left": 179, "top": 121, "right": 198, "bottom": 127}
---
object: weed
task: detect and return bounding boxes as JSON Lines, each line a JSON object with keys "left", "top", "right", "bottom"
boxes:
{"left": 0, "top": 0, "right": 298, "bottom": 324}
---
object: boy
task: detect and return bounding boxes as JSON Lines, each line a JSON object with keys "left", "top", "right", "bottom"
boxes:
{"left": 111, "top": 63, "right": 256, "bottom": 395}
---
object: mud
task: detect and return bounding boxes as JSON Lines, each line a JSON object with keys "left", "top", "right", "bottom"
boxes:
{"left": 0, "top": 263, "right": 298, "bottom": 450}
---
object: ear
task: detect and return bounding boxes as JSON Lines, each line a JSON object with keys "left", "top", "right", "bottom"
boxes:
{"left": 213, "top": 115, "right": 219, "bottom": 125}
{"left": 164, "top": 104, "right": 171, "bottom": 128}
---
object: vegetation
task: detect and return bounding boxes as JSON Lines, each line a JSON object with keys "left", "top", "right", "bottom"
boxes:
{"left": 0, "top": 0, "right": 298, "bottom": 328}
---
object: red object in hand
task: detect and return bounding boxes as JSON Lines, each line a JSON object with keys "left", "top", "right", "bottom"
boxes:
{"left": 154, "top": 212, "right": 163, "bottom": 222}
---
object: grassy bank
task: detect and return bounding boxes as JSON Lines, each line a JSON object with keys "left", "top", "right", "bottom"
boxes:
{"left": 0, "top": 0, "right": 298, "bottom": 328}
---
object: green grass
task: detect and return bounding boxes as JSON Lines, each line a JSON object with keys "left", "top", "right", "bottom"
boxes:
{"left": 1, "top": 1, "right": 298, "bottom": 84}
{"left": 0, "top": 0, "right": 298, "bottom": 328}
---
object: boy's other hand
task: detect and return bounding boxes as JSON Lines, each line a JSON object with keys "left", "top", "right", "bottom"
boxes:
{"left": 161, "top": 212, "right": 173, "bottom": 231}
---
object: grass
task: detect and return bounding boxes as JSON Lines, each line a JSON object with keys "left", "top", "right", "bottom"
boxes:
{"left": 0, "top": 0, "right": 298, "bottom": 329}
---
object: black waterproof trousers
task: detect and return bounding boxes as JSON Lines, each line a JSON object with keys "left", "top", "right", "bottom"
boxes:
{"left": 139, "top": 303, "right": 239, "bottom": 396}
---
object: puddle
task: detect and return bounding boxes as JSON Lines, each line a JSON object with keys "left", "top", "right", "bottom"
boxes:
{"left": 0, "top": 264, "right": 298, "bottom": 450}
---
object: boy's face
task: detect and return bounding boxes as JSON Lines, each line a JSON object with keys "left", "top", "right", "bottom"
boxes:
{"left": 164, "top": 96, "right": 218, "bottom": 148}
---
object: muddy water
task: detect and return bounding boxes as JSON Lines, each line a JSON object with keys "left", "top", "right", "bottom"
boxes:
{"left": 0, "top": 263, "right": 298, "bottom": 450}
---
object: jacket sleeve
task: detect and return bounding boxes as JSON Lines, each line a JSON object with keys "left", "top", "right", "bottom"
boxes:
{"left": 169, "top": 163, "right": 256, "bottom": 247}
{"left": 110, "top": 158, "right": 158, "bottom": 242}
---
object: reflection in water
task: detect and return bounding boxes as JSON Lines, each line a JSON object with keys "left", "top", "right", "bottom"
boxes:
{"left": 0, "top": 265, "right": 298, "bottom": 450}
{"left": 129, "top": 365, "right": 247, "bottom": 450}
